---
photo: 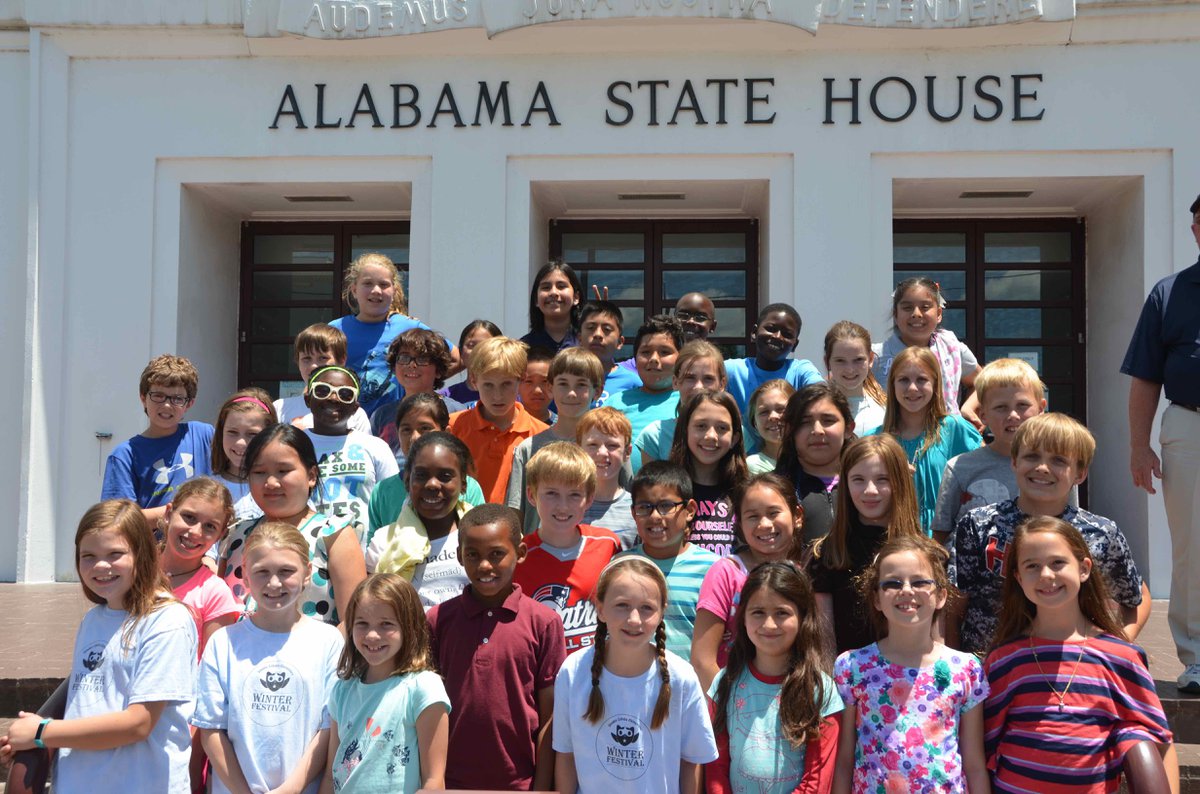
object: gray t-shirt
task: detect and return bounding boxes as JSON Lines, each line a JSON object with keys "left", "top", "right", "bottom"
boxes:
{"left": 932, "top": 444, "right": 1078, "bottom": 538}
{"left": 506, "top": 428, "right": 573, "bottom": 537}
{"left": 583, "top": 490, "right": 638, "bottom": 549}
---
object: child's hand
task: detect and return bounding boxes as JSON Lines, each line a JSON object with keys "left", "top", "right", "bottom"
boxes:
{"left": 3, "top": 711, "right": 44, "bottom": 752}
{"left": 591, "top": 284, "right": 610, "bottom": 301}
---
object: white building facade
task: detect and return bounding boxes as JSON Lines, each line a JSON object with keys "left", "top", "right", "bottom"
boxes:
{"left": 1, "top": 0, "right": 1196, "bottom": 586}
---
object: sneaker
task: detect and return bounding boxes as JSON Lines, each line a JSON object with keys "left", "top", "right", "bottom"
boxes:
{"left": 1178, "top": 664, "right": 1200, "bottom": 693}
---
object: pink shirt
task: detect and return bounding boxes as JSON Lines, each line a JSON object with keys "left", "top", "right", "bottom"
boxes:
{"left": 172, "top": 566, "right": 240, "bottom": 655}
{"left": 696, "top": 555, "right": 750, "bottom": 669}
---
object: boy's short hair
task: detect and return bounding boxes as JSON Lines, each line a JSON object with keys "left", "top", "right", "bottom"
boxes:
{"left": 526, "top": 441, "right": 597, "bottom": 498}
{"left": 386, "top": 328, "right": 454, "bottom": 389}
{"left": 632, "top": 315, "right": 685, "bottom": 356}
{"left": 974, "top": 357, "right": 1046, "bottom": 404}
{"left": 139, "top": 354, "right": 199, "bottom": 399}
{"left": 526, "top": 346, "right": 556, "bottom": 367}
{"left": 579, "top": 300, "right": 624, "bottom": 333}
{"left": 550, "top": 347, "right": 605, "bottom": 393}
{"left": 293, "top": 323, "right": 348, "bottom": 363}
{"left": 460, "top": 503, "right": 524, "bottom": 548}
{"left": 1011, "top": 412, "right": 1096, "bottom": 471}
{"left": 576, "top": 406, "right": 633, "bottom": 446}
{"left": 630, "top": 460, "right": 693, "bottom": 505}
{"left": 468, "top": 336, "right": 528, "bottom": 380}
{"left": 758, "top": 302, "right": 802, "bottom": 328}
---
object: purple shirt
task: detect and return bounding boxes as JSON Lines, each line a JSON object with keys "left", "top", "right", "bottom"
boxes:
{"left": 427, "top": 584, "right": 566, "bottom": 790}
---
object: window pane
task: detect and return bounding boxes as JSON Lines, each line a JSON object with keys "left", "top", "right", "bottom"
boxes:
{"left": 621, "top": 306, "right": 645, "bottom": 333}
{"left": 983, "top": 345, "right": 1073, "bottom": 378}
{"left": 713, "top": 343, "right": 747, "bottom": 359}
{"left": 251, "top": 307, "right": 334, "bottom": 338}
{"left": 984, "top": 269, "right": 1072, "bottom": 301}
{"left": 893, "top": 233, "right": 966, "bottom": 264}
{"left": 254, "top": 235, "right": 335, "bottom": 265}
{"left": 562, "top": 233, "right": 645, "bottom": 264}
{"left": 350, "top": 234, "right": 410, "bottom": 266}
{"left": 249, "top": 344, "right": 299, "bottom": 378}
{"left": 944, "top": 308, "right": 967, "bottom": 341}
{"left": 250, "top": 381, "right": 284, "bottom": 401}
{"left": 662, "top": 270, "right": 746, "bottom": 300}
{"left": 252, "top": 271, "right": 335, "bottom": 302}
{"left": 984, "top": 232, "right": 1071, "bottom": 263}
{"left": 892, "top": 270, "right": 967, "bottom": 303}
{"left": 714, "top": 308, "right": 747, "bottom": 338}
{"left": 578, "top": 270, "right": 645, "bottom": 301}
{"left": 984, "top": 308, "right": 1073, "bottom": 339}
{"left": 662, "top": 233, "right": 747, "bottom": 264}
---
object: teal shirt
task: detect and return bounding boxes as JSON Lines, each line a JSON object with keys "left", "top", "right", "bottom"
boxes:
{"left": 871, "top": 416, "right": 981, "bottom": 533}
{"left": 607, "top": 388, "right": 679, "bottom": 471}
{"left": 367, "top": 473, "right": 485, "bottom": 541}
{"left": 619, "top": 544, "right": 720, "bottom": 661}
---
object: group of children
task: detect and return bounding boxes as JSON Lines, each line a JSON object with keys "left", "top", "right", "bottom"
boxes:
{"left": 0, "top": 257, "right": 1176, "bottom": 793}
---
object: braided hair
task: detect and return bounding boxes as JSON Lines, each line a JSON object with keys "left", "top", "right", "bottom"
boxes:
{"left": 583, "top": 556, "right": 673, "bottom": 729}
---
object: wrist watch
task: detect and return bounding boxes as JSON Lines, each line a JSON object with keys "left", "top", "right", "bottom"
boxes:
{"left": 34, "top": 718, "right": 51, "bottom": 749}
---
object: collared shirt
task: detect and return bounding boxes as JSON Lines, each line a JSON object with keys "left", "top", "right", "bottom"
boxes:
{"left": 427, "top": 585, "right": 566, "bottom": 791}
{"left": 448, "top": 402, "right": 549, "bottom": 503}
{"left": 1122, "top": 255, "right": 1200, "bottom": 404}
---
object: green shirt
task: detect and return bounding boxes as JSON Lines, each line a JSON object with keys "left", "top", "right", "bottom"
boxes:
{"left": 367, "top": 474, "right": 486, "bottom": 543}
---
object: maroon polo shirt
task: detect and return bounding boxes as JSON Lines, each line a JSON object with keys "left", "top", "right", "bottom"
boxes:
{"left": 427, "top": 584, "right": 566, "bottom": 791}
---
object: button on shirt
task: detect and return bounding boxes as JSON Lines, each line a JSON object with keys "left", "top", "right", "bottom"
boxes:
{"left": 1122, "top": 256, "right": 1200, "bottom": 405}
{"left": 448, "top": 403, "right": 548, "bottom": 503}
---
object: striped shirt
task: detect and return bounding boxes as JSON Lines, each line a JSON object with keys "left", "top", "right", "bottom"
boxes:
{"left": 983, "top": 634, "right": 1172, "bottom": 793}
{"left": 620, "top": 544, "right": 720, "bottom": 661}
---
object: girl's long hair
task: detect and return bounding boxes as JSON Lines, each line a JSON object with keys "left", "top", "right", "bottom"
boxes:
{"left": 811, "top": 435, "right": 921, "bottom": 571}
{"left": 585, "top": 557, "right": 672, "bottom": 729}
{"left": 76, "top": 499, "right": 175, "bottom": 645}
{"left": 746, "top": 379, "right": 796, "bottom": 451}
{"left": 528, "top": 260, "right": 583, "bottom": 334}
{"left": 991, "top": 516, "right": 1127, "bottom": 651}
{"left": 337, "top": 574, "right": 434, "bottom": 681}
{"left": 823, "top": 320, "right": 887, "bottom": 405}
{"left": 881, "top": 345, "right": 948, "bottom": 459}
{"left": 165, "top": 476, "right": 235, "bottom": 540}
{"left": 774, "top": 383, "right": 854, "bottom": 476}
{"left": 343, "top": 252, "right": 407, "bottom": 316}
{"left": 211, "top": 388, "right": 277, "bottom": 476}
{"left": 714, "top": 562, "right": 830, "bottom": 747}
{"left": 668, "top": 389, "right": 748, "bottom": 491}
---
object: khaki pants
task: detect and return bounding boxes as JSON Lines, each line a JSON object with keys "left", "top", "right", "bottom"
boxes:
{"left": 1163, "top": 404, "right": 1200, "bottom": 665}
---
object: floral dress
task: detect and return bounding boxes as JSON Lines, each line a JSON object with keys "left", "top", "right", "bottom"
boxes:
{"left": 834, "top": 643, "right": 988, "bottom": 794}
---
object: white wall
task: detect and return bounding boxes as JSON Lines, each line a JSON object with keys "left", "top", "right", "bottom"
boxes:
{"left": 0, "top": 46, "right": 28, "bottom": 582}
{"left": 7, "top": 32, "right": 1200, "bottom": 580}
{"left": 177, "top": 187, "right": 241, "bottom": 422}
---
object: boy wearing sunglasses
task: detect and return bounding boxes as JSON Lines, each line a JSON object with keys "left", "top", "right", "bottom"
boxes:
{"left": 102, "top": 354, "right": 215, "bottom": 525}
{"left": 304, "top": 365, "right": 399, "bottom": 551}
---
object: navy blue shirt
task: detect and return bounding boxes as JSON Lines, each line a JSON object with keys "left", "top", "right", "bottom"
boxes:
{"left": 1122, "top": 256, "right": 1200, "bottom": 405}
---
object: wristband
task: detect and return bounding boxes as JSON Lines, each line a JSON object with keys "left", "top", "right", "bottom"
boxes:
{"left": 34, "top": 717, "right": 51, "bottom": 749}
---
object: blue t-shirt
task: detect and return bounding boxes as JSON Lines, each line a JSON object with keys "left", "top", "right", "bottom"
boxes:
{"left": 599, "top": 364, "right": 643, "bottom": 406}
{"left": 724, "top": 358, "right": 824, "bottom": 417}
{"left": 605, "top": 388, "right": 680, "bottom": 471}
{"left": 1121, "top": 256, "right": 1200, "bottom": 405}
{"left": 330, "top": 314, "right": 441, "bottom": 416}
{"left": 101, "top": 421, "right": 214, "bottom": 508}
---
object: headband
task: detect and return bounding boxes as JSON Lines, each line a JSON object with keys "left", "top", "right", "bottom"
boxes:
{"left": 307, "top": 365, "right": 360, "bottom": 389}
{"left": 230, "top": 396, "right": 272, "bottom": 414}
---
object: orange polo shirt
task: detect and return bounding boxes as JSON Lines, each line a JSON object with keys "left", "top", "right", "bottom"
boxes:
{"left": 448, "top": 403, "right": 549, "bottom": 504}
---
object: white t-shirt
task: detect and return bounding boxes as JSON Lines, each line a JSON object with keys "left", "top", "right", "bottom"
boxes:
{"left": 305, "top": 429, "right": 400, "bottom": 544}
{"left": 191, "top": 617, "right": 343, "bottom": 794}
{"left": 410, "top": 529, "right": 469, "bottom": 610}
{"left": 275, "top": 394, "right": 372, "bottom": 434}
{"left": 56, "top": 602, "right": 197, "bottom": 794}
{"left": 553, "top": 646, "right": 718, "bottom": 794}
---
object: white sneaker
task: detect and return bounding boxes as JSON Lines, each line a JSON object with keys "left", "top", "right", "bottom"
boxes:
{"left": 1177, "top": 663, "right": 1200, "bottom": 693}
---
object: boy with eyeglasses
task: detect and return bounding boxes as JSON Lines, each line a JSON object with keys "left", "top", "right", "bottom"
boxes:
{"left": 514, "top": 442, "right": 620, "bottom": 655}
{"left": 617, "top": 460, "right": 718, "bottom": 661}
{"left": 102, "top": 354, "right": 214, "bottom": 524}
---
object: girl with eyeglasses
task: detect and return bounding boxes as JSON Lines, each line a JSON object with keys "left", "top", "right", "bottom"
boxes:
{"left": 303, "top": 366, "right": 399, "bottom": 553}
{"left": 219, "top": 423, "right": 366, "bottom": 625}
{"left": 832, "top": 534, "right": 989, "bottom": 794}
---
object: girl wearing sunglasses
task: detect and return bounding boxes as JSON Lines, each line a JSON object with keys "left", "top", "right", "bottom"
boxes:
{"left": 303, "top": 366, "right": 399, "bottom": 553}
